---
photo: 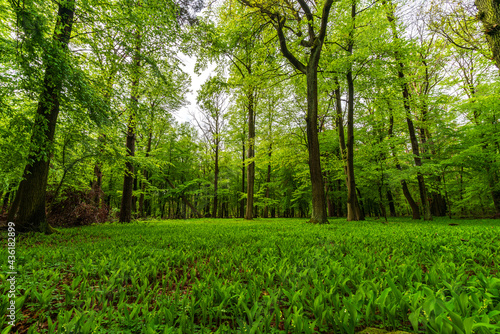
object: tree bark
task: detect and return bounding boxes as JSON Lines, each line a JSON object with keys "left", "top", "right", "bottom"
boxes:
{"left": 475, "top": 0, "right": 500, "bottom": 70}
{"left": 305, "top": 67, "right": 328, "bottom": 223}
{"left": 8, "top": 1, "right": 75, "bottom": 233}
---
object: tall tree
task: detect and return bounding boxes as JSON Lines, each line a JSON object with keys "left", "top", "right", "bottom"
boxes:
{"left": 238, "top": 0, "right": 335, "bottom": 223}
{"left": 7, "top": 0, "right": 76, "bottom": 233}
{"left": 383, "top": 0, "right": 432, "bottom": 220}
{"left": 195, "top": 76, "right": 229, "bottom": 218}
{"left": 475, "top": 0, "right": 500, "bottom": 70}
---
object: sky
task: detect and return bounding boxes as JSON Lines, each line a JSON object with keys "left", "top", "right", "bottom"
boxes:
{"left": 174, "top": 55, "right": 216, "bottom": 126}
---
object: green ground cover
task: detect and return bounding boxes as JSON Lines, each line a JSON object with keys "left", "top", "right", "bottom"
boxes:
{"left": 1, "top": 218, "right": 499, "bottom": 334}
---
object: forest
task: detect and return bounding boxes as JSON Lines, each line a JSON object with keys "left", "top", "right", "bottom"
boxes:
{"left": 0, "top": 0, "right": 499, "bottom": 333}
{"left": 0, "top": 0, "right": 500, "bottom": 229}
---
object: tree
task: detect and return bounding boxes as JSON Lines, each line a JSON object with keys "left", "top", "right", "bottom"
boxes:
{"left": 7, "top": 0, "right": 76, "bottom": 233}
{"left": 238, "top": 0, "right": 335, "bottom": 223}
{"left": 383, "top": 0, "right": 432, "bottom": 220}
{"left": 195, "top": 76, "right": 229, "bottom": 218}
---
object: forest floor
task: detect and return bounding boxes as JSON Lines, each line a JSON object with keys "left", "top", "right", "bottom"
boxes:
{"left": 1, "top": 217, "right": 499, "bottom": 334}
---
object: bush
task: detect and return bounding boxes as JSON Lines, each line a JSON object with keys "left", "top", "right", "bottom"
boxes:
{"left": 46, "top": 189, "right": 109, "bottom": 227}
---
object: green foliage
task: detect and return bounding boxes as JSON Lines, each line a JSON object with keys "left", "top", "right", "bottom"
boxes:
{"left": 2, "top": 218, "right": 499, "bottom": 333}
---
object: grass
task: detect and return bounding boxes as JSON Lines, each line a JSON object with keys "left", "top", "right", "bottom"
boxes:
{"left": 1, "top": 217, "right": 499, "bottom": 334}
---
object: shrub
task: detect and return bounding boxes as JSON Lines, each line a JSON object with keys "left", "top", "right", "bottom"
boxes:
{"left": 46, "top": 188, "right": 109, "bottom": 227}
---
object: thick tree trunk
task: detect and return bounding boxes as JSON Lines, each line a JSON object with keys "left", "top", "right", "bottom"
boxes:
{"left": 119, "top": 37, "right": 141, "bottom": 223}
{"left": 475, "top": 0, "right": 500, "bottom": 70}
{"left": 119, "top": 118, "right": 136, "bottom": 223}
{"left": 272, "top": 3, "right": 333, "bottom": 224}
{"left": 245, "top": 89, "right": 255, "bottom": 220}
{"left": 92, "top": 163, "right": 103, "bottom": 205}
{"left": 8, "top": 1, "right": 75, "bottom": 233}
{"left": 305, "top": 67, "right": 328, "bottom": 223}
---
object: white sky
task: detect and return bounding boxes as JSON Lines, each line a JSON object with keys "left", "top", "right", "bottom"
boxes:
{"left": 175, "top": 55, "right": 216, "bottom": 125}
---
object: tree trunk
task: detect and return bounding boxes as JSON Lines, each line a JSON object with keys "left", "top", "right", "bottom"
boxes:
{"left": 406, "top": 115, "right": 432, "bottom": 220}
{"left": 119, "top": 116, "right": 136, "bottom": 223}
{"left": 334, "top": 79, "right": 362, "bottom": 221}
{"left": 263, "top": 113, "right": 272, "bottom": 218}
{"left": 388, "top": 113, "right": 421, "bottom": 220}
{"left": 8, "top": 1, "right": 75, "bottom": 233}
{"left": 386, "top": 189, "right": 396, "bottom": 217}
{"left": 119, "top": 36, "right": 141, "bottom": 223}
{"left": 245, "top": 88, "right": 255, "bottom": 220}
{"left": 213, "top": 141, "right": 219, "bottom": 218}
{"left": 346, "top": 66, "right": 364, "bottom": 221}
{"left": 263, "top": 146, "right": 272, "bottom": 218}
{"left": 305, "top": 67, "right": 328, "bottom": 223}
{"left": 240, "top": 136, "right": 245, "bottom": 218}
{"left": 384, "top": 0, "right": 431, "bottom": 220}
{"left": 139, "top": 131, "right": 152, "bottom": 218}
{"left": 272, "top": 3, "right": 334, "bottom": 224}
{"left": 475, "top": 0, "right": 500, "bottom": 70}
{"left": 166, "top": 178, "right": 202, "bottom": 218}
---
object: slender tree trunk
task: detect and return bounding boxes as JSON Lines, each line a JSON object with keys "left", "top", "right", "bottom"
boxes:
{"left": 389, "top": 113, "right": 421, "bottom": 219}
{"left": 406, "top": 113, "right": 432, "bottom": 220}
{"left": 213, "top": 141, "right": 219, "bottom": 218}
{"left": 334, "top": 79, "right": 362, "bottom": 221}
{"left": 119, "top": 35, "right": 141, "bottom": 223}
{"left": 245, "top": 88, "right": 255, "bottom": 220}
{"left": 263, "top": 114, "right": 272, "bottom": 218}
{"left": 165, "top": 178, "right": 202, "bottom": 218}
{"left": 387, "top": 189, "right": 396, "bottom": 217}
{"left": 240, "top": 136, "right": 245, "bottom": 218}
{"left": 346, "top": 65, "right": 364, "bottom": 221}
{"left": 8, "top": 1, "right": 75, "bottom": 233}
{"left": 139, "top": 131, "right": 152, "bottom": 218}
{"left": 263, "top": 145, "right": 272, "bottom": 218}
{"left": 384, "top": 0, "right": 431, "bottom": 220}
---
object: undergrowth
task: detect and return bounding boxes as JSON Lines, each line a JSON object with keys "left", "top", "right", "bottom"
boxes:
{"left": 1, "top": 217, "right": 499, "bottom": 333}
